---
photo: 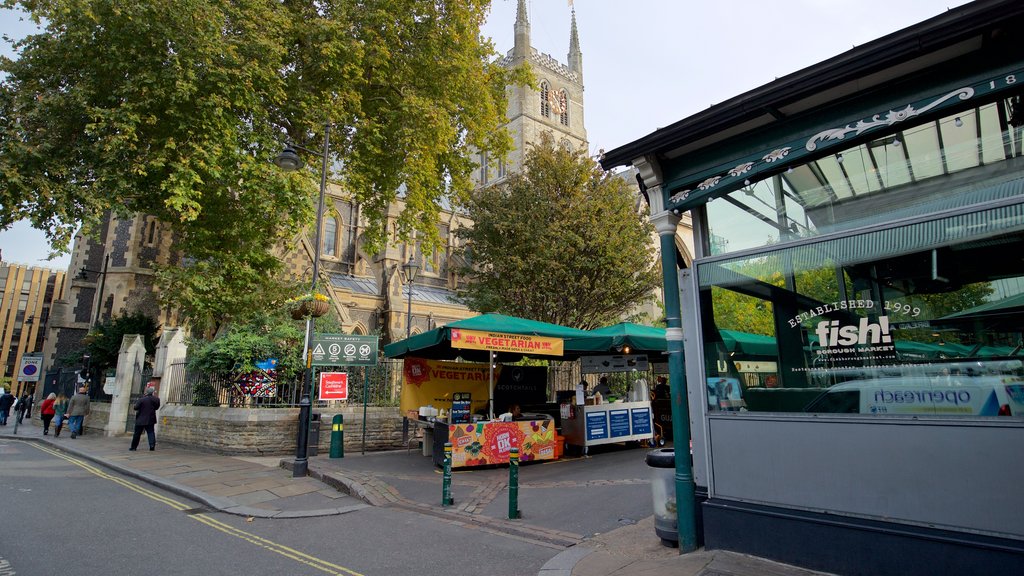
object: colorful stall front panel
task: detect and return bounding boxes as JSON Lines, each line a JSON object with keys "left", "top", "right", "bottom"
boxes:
{"left": 448, "top": 420, "right": 557, "bottom": 467}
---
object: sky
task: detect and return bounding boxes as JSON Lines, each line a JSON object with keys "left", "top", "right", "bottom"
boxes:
{"left": 0, "top": 0, "right": 972, "bottom": 269}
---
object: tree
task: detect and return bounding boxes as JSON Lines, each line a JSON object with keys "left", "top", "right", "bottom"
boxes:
{"left": 79, "top": 311, "right": 161, "bottom": 374}
{"left": 0, "top": 0, "right": 521, "bottom": 329}
{"left": 455, "top": 132, "right": 661, "bottom": 329}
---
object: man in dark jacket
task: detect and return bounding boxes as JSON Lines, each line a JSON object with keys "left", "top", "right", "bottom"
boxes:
{"left": 130, "top": 387, "right": 161, "bottom": 451}
{"left": 0, "top": 388, "right": 14, "bottom": 425}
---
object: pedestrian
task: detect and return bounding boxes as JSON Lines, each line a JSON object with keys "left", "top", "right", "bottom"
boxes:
{"left": 24, "top": 390, "right": 34, "bottom": 418}
{"left": 0, "top": 388, "right": 13, "bottom": 425}
{"left": 130, "top": 386, "right": 161, "bottom": 452}
{"left": 653, "top": 376, "right": 670, "bottom": 400}
{"left": 14, "top": 393, "right": 30, "bottom": 425}
{"left": 39, "top": 393, "right": 57, "bottom": 435}
{"left": 53, "top": 393, "right": 69, "bottom": 437}
{"left": 66, "top": 386, "right": 91, "bottom": 439}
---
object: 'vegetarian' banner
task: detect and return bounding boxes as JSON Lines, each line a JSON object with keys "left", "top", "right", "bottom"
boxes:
{"left": 401, "top": 358, "right": 496, "bottom": 414}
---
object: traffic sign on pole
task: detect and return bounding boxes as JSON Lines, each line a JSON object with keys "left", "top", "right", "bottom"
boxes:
{"left": 18, "top": 353, "right": 43, "bottom": 382}
{"left": 310, "top": 334, "right": 378, "bottom": 366}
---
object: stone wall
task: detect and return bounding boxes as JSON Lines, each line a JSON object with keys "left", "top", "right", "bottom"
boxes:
{"left": 156, "top": 405, "right": 407, "bottom": 455}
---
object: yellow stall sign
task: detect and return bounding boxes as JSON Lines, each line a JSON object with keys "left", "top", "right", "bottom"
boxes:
{"left": 450, "top": 329, "right": 564, "bottom": 356}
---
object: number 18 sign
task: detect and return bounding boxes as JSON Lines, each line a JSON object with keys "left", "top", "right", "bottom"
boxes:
{"left": 319, "top": 372, "right": 349, "bottom": 401}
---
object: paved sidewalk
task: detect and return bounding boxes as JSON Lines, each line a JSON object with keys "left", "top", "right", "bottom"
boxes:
{"left": 0, "top": 419, "right": 365, "bottom": 518}
{"left": 2, "top": 418, "right": 833, "bottom": 576}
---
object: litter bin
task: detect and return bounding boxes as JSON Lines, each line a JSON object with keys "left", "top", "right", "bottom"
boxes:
{"left": 646, "top": 448, "right": 677, "bottom": 547}
{"left": 308, "top": 413, "right": 322, "bottom": 456}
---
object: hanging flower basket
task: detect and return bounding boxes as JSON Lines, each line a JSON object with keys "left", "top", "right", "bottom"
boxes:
{"left": 286, "top": 292, "right": 331, "bottom": 319}
{"left": 299, "top": 299, "right": 330, "bottom": 318}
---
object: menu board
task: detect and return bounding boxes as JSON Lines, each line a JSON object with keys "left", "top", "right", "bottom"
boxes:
{"left": 586, "top": 411, "right": 609, "bottom": 441}
{"left": 451, "top": 392, "right": 472, "bottom": 424}
{"left": 609, "top": 409, "right": 631, "bottom": 437}
{"left": 631, "top": 407, "right": 652, "bottom": 435}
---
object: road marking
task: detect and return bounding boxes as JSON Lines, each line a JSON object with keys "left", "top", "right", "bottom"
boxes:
{"left": 27, "top": 442, "right": 363, "bottom": 576}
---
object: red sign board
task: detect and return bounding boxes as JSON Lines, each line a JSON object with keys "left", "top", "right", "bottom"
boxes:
{"left": 318, "top": 372, "right": 348, "bottom": 400}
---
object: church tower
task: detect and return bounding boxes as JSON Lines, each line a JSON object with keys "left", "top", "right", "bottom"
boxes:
{"left": 474, "top": 1, "right": 587, "bottom": 188}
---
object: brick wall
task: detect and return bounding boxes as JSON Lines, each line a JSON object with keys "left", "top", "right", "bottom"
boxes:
{"left": 156, "top": 405, "right": 407, "bottom": 455}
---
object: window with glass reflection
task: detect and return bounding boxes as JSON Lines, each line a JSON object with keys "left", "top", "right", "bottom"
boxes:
{"left": 705, "top": 97, "right": 1024, "bottom": 256}
{"left": 700, "top": 194, "right": 1024, "bottom": 418}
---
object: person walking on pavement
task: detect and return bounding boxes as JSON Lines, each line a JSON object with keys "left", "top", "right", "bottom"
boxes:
{"left": 23, "top": 389, "right": 34, "bottom": 419}
{"left": 0, "top": 388, "right": 13, "bottom": 425}
{"left": 14, "top": 393, "right": 30, "bottom": 425}
{"left": 66, "top": 386, "right": 91, "bottom": 438}
{"left": 39, "top": 393, "right": 57, "bottom": 435}
{"left": 130, "top": 386, "right": 161, "bottom": 451}
{"left": 53, "top": 393, "right": 69, "bottom": 437}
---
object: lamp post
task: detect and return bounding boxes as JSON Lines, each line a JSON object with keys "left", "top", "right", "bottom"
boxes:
{"left": 274, "top": 123, "right": 331, "bottom": 478}
{"left": 402, "top": 257, "right": 419, "bottom": 338}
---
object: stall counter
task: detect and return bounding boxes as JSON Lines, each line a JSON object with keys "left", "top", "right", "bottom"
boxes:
{"left": 561, "top": 400, "right": 653, "bottom": 452}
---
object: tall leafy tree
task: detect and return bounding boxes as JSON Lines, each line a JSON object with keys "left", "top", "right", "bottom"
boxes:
{"left": 455, "top": 132, "right": 661, "bottom": 329}
{"left": 0, "top": 0, "right": 520, "bottom": 331}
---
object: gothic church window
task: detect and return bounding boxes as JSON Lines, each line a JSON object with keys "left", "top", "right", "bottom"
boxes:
{"left": 323, "top": 216, "right": 338, "bottom": 257}
{"left": 540, "top": 81, "right": 550, "bottom": 117}
{"left": 480, "top": 151, "right": 489, "bottom": 184}
{"left": 559, "top": 90, "right": 569, "bottom": 126}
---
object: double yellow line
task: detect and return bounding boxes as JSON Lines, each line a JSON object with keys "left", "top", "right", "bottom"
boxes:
{"left": 31, "top": 443, "right": 363, "bottom": 576}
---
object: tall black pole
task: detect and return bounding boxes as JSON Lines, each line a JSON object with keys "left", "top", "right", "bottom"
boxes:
{"left": 293, "top": 123, "right": 330, "bottom": 478}
{"left": 406, "top": 282, "right": 413, "bottom": 338}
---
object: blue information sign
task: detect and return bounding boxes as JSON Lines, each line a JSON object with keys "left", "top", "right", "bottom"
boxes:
{"left": 586, "top": 411, "right": 608, "bottom": 441}
{"left": 631, "top": 407, "right": 652, "bottom": 436}
{"left": 609, "top": 409, "right": 630, "bottom": 437}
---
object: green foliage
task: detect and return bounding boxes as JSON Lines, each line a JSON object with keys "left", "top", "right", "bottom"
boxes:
{"left": 186, "top": 307, "right": 340, "bottom": 381}
{"left": 455, "top": 132, "right": 661, "bottom": 329}
{"left": 192, "top": 380, "right": 220, "bottom": 407}
{"left": 1, "top": 0, "right": 519, "bottom": 327}
{"left": 82, "top": 312, "right": 161, "bottom": 372}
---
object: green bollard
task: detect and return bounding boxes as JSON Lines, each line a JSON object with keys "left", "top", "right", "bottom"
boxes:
{"left": 330, "top": 414, "right": 344, "bottom": 459}
{"left": 508, "top": 447, "right": 521, "bottom": 519}
{"left": 442, "top": 442, "right": 454, "bottom": 506}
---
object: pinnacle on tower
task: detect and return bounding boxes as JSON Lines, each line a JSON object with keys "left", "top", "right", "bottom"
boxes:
{"left": 568, "top": 8, "right": 583, "bottom": 82}
{"left": 513, "top": 0, "right": 530, "bottom": 60}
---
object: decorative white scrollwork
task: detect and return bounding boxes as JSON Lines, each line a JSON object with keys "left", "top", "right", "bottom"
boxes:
{"left": 805, "top": 87, "right": 974, "bottom": 151}
{"left": 697, "top": 176, "right": 722, "bottom": 191}
{"left": 670, "top": 190, "right": 691, "bottom": 203}
{"left": 728, "top": 162, "right": 754, "bottom": 177}
{"left": 762, "top": 147, "right": 791, "bottom": 163}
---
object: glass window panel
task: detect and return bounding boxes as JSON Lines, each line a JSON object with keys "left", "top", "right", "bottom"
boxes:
{"left": 941, "top": 109, "right": 980, "bottom": 172}
{"left": 815, "top": 157, "right": 854, "bottom": 200}
{"left": 783, "top": 165, "right": 829, "bottom": 206}
{"left": 705, "top": 97, "right": 1024, "bottom": 257}
{"left": 869, "top": 139, "right": 912, "bottom": 188}
{"left": 839, "top": 147, "right": 882, "bottom": 195}
{"left": 904, "top": 122, "right": 944, "bottom": 179}
{"left": 698, "top": 205, "right": 1024, "bottom": 418}
{"left": 979, "top": 103, "right": 1007, "bottom": 165}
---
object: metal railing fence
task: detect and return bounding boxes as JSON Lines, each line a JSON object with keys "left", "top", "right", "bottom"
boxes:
{"left": 163, "top": 359, "right": 404, "bottom": 408}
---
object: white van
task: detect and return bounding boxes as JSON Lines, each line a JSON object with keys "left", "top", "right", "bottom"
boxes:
{"left": 804, "top": 375, "right": 1024, "bottom": 416}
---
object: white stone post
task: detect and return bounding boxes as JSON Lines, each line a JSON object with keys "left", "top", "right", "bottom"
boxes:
{"left": 105, "top": 334, "right": 146, "bottom": 437}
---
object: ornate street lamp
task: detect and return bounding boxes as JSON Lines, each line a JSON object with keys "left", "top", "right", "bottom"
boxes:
{"left": 274, "top": 124, "right": 331, "bottom": 478}
{"left": 402, "top": 256, "right": 419, "bottom": 338}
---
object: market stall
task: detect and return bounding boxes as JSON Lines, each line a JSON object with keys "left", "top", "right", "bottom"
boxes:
{"left": 386, "top": 314, "right": 591, "bottom": 468}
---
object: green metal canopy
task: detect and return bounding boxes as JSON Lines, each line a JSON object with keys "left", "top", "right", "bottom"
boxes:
{"left": 383, "top": 313, "right": 593, "bottom": 361}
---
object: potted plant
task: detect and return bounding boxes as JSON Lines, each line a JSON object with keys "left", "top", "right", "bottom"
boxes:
{"left": 286, "top": 292, "right": 331, "bottom": 318}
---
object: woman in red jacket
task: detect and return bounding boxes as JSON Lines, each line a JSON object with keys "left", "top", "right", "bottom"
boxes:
{"left": 39, "top": 392, "right": 56, "bottom": 435}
